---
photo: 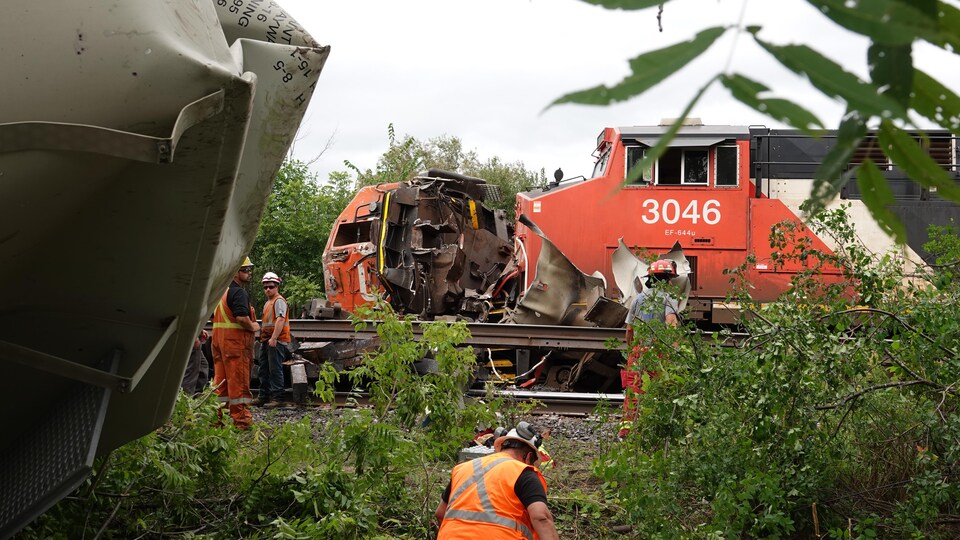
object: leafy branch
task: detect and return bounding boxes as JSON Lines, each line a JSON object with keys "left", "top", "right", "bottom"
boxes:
{"left": 555, "top": 0, "right": 960, "bottom": 236}
{"left": 818, "top": 306, "right": 959, "bottom": 358}
{"left": 815, "top": 379, "right": 955, "bottom": 411}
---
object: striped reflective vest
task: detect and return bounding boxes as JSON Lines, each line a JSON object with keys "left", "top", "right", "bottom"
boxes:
{"left": 260, "top": 295, "right": 291, "bottom": 343}
{"left": 438, "top": 453, "right": 548, "bottom": 540}
{"left": 212, "top": 288, "right": 254, "bottom": 345}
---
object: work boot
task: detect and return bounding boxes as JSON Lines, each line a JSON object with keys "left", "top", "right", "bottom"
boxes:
{"left": 263, "top": 401, "right": 281, "bottom": 409}
{"left": 251, "top": 398, "right": 266, "bottom": 407}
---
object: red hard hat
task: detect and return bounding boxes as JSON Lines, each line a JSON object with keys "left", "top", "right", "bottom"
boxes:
{"left": 648, "top": 259, "right": 678, "bottom": 277}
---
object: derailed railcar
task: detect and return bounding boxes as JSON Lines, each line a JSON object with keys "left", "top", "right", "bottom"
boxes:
{"left": 0, "top": 2, "right": 328, "bottom": 535}
{"left": 516, "top": 120, "right": 960, "bottom": 325}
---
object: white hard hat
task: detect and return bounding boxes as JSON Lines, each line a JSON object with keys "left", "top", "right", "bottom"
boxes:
{"left": 493, "top": 421, "right": 541, "bottom": 454}
{"left": 261, "top": 271, "right": 282, "bottom": 285}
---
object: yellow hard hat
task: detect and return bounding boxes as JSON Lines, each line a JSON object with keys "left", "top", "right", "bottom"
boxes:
{"left": 240, "top": 256, "right": 254, "bottom": 268}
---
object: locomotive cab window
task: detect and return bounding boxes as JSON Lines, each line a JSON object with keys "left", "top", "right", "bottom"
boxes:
{"left": 625, "top": 146, "right": 652, "bottom": 184}
{"left": 716, "top": 145, "right": 739, "bottom": 187}
{"left": 657, "top": 148, "right": 708, "bottom": 185}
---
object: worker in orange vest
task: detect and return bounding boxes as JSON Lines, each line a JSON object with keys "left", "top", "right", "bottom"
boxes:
{"left": 254, "top": 271, "right": 292, "bottom": 408}
{"left": 211, "top": 256, "right": 260, "bottom": 429}
{"left": 435, "top": 422, "right": 559, "bottom": 540}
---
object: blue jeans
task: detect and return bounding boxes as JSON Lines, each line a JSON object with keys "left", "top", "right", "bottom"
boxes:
{"left": 257, "top": 342, "right": 289, "bottom": 401}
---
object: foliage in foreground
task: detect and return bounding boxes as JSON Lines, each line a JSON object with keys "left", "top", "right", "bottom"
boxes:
{"left": 21, "top": 211, "right": 960, "bottom": 539}
{"left": 18, "top": 304, "right": 490, "bottom": 539}
{"left": 20, "top": 302, "right": 619, "bottom": 538}
{"left": 603, "top": 209, "right": 960, "bottom": 538}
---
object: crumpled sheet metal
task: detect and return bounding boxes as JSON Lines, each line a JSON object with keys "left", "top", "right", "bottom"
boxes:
{"left": 377, "top": 174, "right": 515, "bottom": 320}
{"left": 612, "top": 239, "right": 692, "bottom": 312}
{"left": 507, "top": 215, "right": 608, "bottom": 326}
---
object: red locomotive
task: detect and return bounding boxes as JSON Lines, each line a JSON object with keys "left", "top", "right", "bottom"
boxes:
{"left": 515, "top": 120, "right": 958, "bottom": 323}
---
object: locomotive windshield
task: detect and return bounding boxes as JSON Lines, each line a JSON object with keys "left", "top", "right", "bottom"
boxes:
{"left": 591, "top": 145, "right": 611, "bottom": 179}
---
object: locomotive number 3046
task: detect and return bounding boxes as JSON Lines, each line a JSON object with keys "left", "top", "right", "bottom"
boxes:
{"left": 641, "top": 199, "right": 721, "bottom": 225}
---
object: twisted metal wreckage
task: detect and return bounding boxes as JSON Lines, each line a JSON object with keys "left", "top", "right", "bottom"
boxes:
{"left": 316, "top": 169, "right": 692, "bottom": 391}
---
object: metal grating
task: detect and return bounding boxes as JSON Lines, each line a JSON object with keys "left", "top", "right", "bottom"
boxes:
{"left": 849, "top": 136, "right": 888, "bottom": 168}
{"left": 925, "top": 136, "right": 955, "bottom": 170}
{"left": 0, "top": 380, "right": 111, "bottom": 538}
{"left": 479, "top": 183, "right": 503, "bottom": 202}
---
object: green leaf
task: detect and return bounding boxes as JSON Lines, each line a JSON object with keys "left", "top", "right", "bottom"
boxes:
{"left": 935, "top": 2, "right": 960, "bottom": 52}
{"left": 623, "top": 78, "right": 716, "bottom": 185}
{"left": 855, "top": 159, "right": 908, "bottom": 244}
{"left": 754, "top": 39, "right": 908, "bottom": 120}
{"left": 577, "top": 0, "right": 674, "bottom": 9}
{"left": 550, "top": 26, "right": 726, "bottom": 107}
{"left": 867, "top": 43, "right": 913, "bottom": 108}
{"left": 805, "top": 0, "right": 939, "bottom": 45}
{"left": 808, "top": 111, "right": 866, "bottom": 216}
{"left": 719, "top": 74, "right": 823, "bottom": 132}
{"left": 911, "top": 69, "right": 960, "bottom": 134}
{"left": 878, "top": 120, "right": 960, "bottom": 203}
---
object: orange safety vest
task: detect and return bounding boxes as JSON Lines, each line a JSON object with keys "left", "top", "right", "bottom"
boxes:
{"left": 260, "top": 295, "right": 292, "bottom": 343}
{"left": 212, "top": 288, "right": 255, "bottom": 345}
{"left": 438, "top": 452, "right": 548, "bottom": 540}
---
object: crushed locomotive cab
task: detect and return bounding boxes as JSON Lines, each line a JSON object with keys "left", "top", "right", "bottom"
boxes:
{"left": 323, "top": 169, "right": 519, "bottom": 322}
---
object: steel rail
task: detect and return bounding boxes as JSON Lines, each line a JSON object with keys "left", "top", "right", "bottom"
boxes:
{"left": 322, "top": 390, "right": 623, "bottom": 416}
{"left": 468, "top": 389, "right": 624, "bottom": 416}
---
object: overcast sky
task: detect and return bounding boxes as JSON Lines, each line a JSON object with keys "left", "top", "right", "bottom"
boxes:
{"left": 280, "top": 0, "right": 960, "bottom": 182}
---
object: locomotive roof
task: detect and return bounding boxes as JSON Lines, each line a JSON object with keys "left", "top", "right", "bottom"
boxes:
{"left": 617, "top": 125, "right": 752, "bottom": 139}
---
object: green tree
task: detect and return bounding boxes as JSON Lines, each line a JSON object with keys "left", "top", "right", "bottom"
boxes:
{"left": 347, "top": 124, "right": 429, "bottom": 187}
{"left": 556, "top": 0, "right": 960, "bottom": 241}
{"left": 466, "top": 155, "right": 546, "bottom": 220}
{"left": 348, "top": 124, "right": 545, "bottom": 220}
{"left": 251, "top": 160, "right": 356, "bottom": 310}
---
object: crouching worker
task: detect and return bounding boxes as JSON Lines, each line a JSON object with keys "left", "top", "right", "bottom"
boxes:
{"left": 435, "top": 422, "right": 559, "bottom": 540}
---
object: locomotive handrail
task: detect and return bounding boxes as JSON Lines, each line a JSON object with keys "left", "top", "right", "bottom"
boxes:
{"left": 205, "top": 319, "right": 629, "bottom": 351}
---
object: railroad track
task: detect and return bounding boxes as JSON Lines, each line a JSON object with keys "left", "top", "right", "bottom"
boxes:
{"left": 467, "top": 389, "right": 624, "bottom": 416}
{"left": 322, "top": 389, "right": 622, "bottom": 417}
{"left": 204, "top": 319, "right": 746, "bottom": 350}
